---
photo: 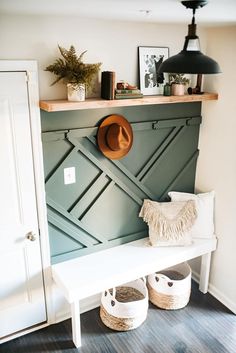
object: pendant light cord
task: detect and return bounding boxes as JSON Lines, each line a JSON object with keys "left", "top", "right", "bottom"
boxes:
{"left": 192, "top": 8, "right": 196, "bottom": 25}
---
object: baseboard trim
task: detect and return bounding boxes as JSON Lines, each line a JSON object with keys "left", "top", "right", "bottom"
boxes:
{"left": 54, "top": 293, "right": 101, "bottom": 324}
{"left": 80, "top": 294, "right": 101, "bottom": 314}
{"left": 192, "top": 270, "right": 236, "bottom": 314}
{"left": 191, "top": 269, "right": 200, "bottom": 283}
{"left": 0, "top": 322, "right": 49, "bottom": 345}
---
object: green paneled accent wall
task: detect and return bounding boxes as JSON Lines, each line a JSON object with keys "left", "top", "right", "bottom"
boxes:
{"left": 41, "top": 103, "right": 202, "bottom": 264}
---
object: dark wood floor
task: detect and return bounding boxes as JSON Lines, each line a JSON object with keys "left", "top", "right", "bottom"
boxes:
{"left": 0, "top": 281, "right": 235, "bottom": 353}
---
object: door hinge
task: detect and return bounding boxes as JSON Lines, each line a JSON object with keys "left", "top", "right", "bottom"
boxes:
{"left": 25, "top": 72, "right": 30, "bottom": 82}
{"left": 25, "top": 71, "right": 36, "bottom": 83}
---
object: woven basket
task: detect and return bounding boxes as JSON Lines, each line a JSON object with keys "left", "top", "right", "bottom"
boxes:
{"left": 147, "top": 262, "right": 191, "bottom": 310}
{"left": 100, "top": 278, "right": 148, "bottom": 331}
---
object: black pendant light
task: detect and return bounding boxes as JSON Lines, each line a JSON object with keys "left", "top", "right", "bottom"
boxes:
{"left": 158, "top": 0, "right": 221, "bottom": 75}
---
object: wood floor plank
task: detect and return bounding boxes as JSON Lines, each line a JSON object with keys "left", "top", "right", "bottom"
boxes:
{"left": 0, "top": 282, "right": 235, "bottom": 353}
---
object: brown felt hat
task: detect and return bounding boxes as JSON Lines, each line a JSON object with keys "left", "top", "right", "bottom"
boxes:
{"left": 97, "top": 115, "right": 133, "bottom": 160}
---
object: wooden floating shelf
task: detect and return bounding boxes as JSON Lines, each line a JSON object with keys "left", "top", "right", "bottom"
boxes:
{"left": 39, "top": 93, "right": 218, "bottom": 112}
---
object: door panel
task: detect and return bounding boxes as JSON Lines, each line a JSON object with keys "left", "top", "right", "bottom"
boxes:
{"left": 0, "top": 98, "right": 22, "bottom": 225}
{"left": 0, "top": 72, "right": 46, "bottom": 338}
{"left": 0, "top": 249, "right": 29, "bottom": 310}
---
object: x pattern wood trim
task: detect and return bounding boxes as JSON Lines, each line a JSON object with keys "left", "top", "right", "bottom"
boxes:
{"left": 44, "top": 116, "right": 201, "bottom": 262}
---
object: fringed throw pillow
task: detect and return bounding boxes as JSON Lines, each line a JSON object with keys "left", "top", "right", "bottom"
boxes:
{"left": 139, "top": 199, "right": 197, "bottom": 247}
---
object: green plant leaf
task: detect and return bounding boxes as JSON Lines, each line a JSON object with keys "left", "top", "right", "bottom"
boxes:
{"left": 45, "top": 44, "right": 102, "bottom": 87}
{"left": 169, "top": 73, "right": 190, "bottom": 85}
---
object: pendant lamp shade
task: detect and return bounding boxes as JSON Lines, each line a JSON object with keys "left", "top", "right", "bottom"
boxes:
{"left": 159, "top": 50, "right": 221, "bottom": 74}
{"left": 158, "top": 0, "right": 221, "bottom": 75}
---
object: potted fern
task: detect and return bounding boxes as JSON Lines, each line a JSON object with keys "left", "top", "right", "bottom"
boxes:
{"left": 169, "top": 73, "right": 189, "bottom": 96}
{"left": 45, "top": 45, "right": 102, "bottom": 101}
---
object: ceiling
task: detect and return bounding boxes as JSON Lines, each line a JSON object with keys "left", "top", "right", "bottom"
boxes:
{"left": 0, "top": 0, "right": 236, "bottom": 26}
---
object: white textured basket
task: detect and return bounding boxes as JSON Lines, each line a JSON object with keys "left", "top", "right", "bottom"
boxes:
{"left": 100, "top": 278, "right": 148, "bottom": 331}
{"left": 147, "top": 262, "right": 191, "bottom": 310}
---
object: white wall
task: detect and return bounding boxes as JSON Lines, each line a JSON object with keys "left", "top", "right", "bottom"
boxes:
{"left": 0, "top": 14, "right": 199, "bottom": 321}
{"left": 193, "top": 26, "right": 236, "bottom": 314}
{"left": 0, "top": 14, "right": 206, "bottom": 99}
{"left": 1, "top": 14, "right": 234, "bottom": 317}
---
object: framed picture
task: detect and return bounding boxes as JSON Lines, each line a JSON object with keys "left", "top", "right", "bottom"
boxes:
{"left": 138, "top": 46, "right": 169, "bottom": 95}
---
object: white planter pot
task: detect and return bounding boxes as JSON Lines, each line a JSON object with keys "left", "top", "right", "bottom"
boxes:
{"left": 171, "top": 83, "right": 185, "bottom": 96}
{"left": 67, "top": 83, "right": 86, "bottom": 102}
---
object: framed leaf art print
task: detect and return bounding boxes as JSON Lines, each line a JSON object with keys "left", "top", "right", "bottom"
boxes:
{"left": 138, "top": 46, "right": 169, "bottom": 95}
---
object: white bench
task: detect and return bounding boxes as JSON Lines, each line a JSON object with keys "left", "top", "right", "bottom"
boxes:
{"left": 51, "top": 236, "right": 217, "bottom": 348}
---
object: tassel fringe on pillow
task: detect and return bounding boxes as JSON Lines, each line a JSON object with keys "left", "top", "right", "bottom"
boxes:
{"left": 139, "top": 199, "right": 197, "bottom": 246}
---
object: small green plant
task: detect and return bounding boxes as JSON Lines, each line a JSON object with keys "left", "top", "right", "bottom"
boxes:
{"left": 45, "top": 45, "right": 102, "bottom": 88}
{"left": 169, "top": 73, "right": 189, "bottom": 85}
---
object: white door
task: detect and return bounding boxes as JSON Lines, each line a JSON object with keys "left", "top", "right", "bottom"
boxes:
{"left": 0, "top": 71, "right": 46, "bottom": 338}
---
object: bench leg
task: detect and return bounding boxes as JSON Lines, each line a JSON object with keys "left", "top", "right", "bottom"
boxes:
{"left": 199, "top": 252, "right": 212, "bottom": 294}
{"left": 71, "top": 301, "right": 81, "bottom": 348}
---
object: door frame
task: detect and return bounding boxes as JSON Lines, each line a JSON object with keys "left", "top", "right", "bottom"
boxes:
{"left": 0, "top": 61, "right": 52, "bottom": 343}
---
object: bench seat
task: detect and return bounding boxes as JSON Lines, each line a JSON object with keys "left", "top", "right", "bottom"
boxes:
{"left": 51, "top": 236, "right": 217, "bottom": 347}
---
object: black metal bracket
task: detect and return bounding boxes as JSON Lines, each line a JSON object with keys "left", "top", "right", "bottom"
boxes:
{"left": 152, "top": 116, "right": 202, "bottom": 130}
{"left": 181, "top": 1, "right": 208, "bottom": 10}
